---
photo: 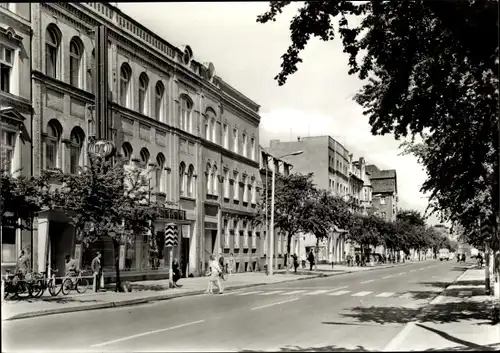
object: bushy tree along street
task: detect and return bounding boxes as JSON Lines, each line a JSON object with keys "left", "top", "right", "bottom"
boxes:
{"left": 257, "top": 172, "right": 455, "bottom": 267}
{"left": 258, "top": 0, "right": 499, "bottom": 298}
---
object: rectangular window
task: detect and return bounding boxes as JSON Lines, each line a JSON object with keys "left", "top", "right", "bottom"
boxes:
{"left": 70, "top": 56, "right": 79, "bottom": 87}
{"left": 223, "top": 124, "right": 228, "bottom": 148}
{"left": 1, "top": 130, "right": 15, "bottom": 173}
{"left": 251, "top": 184, "right": 257, "bottom": 204}
{"left": 239, "top": 182, "right": 244, "bottom": 202}
{"left": 242, "top": 133, "right": 247, "bottom": 157}
{"left": 155, "top": 95, "right": 162, "bottom": 121}
{"left": 224, "top": 171, "right": 230, "bottom": 198}
{"left": 46, "top": 140, "right": 57, "bottom": 169}
{"left": 204, "top": 120, "right": 209, "bottom": 140}
{"left": 69, "top": 145, "right": 80, "bottom": 174}
{"left": 1, "top": 226, "right": 16, "bottom": 263}
{"left": 380, "top": 197, "right": 386, "bottom": 205}
{"left": 224, "top": 219, "right": 229, "bottom": 248}
{"left": 0, "top": 46, "right": 13, "bottom": 93}
{"left": 139, "top": 89, "right": 146, "bottom": 114}
{"left": 233, "top": 174, "right": 239, "bottom": 200}
{"left": 243, "top": 179, "right": 248, "bottom": 202}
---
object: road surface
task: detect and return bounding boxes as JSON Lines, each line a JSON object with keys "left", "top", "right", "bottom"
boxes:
{"left": 2, "top": 260, "right": 467, "bottom": 352}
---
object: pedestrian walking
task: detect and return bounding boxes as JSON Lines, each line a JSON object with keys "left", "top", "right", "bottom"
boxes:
{"left": 292, "top": 253, "right": 299, "bottom": 273}
{"left": 228, "top": 253, "right": 235, "bottom": 274}
{"left": 125, "top": 247, "right": 134, "bottom": 270}
{"left": 172, "top": 258, "right": 182, "bottom": 287}
{"left": 301, "top": 253, "right": 306, "bottom": 269}
{"left": 91, "top": 251, "right": 103, "bottom": 292}
{"left": 16, "top": 250, "right": 31, "bottom": 277}
{"left": 205, "top": 255, "right": 223, "bottom": 294}
{"left": 308, "top": 249, "right": 315, "bottom": 271}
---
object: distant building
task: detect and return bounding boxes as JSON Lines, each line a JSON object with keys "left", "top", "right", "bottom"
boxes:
{"left": 366, "top": 165, "right": 398, "bottom": 222}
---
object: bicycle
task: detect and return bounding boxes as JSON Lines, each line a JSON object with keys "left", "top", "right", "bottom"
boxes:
{"left": 14, "top": 272, "right": 36, "bottom": 299}
{"left": 32, "top": 269, "right": 61, "bottom": 297}
{"left": 61, "top": 270, "right": 90, "bottom": 295}
{"left": 3, "top": 269, "right": 21, "bottom": 300}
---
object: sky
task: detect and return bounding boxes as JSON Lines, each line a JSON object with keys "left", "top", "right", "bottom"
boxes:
{"left": 117, "top": 2, "right": 441, "bottom": 225}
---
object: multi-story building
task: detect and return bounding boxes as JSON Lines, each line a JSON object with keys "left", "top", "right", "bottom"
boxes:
{"left": 19, "top": 2, "right": 262, "bottom": 279}
{"left": 365, "top": 164, "right": 398, "bottom": 222}
{"left": 1, "top": 3, "right": 33, "bottom": 272}
{"left": 354, "top": 158, "right": 373, "bottom": 215}
{"left": 259, "top": 146, "right": 293, "bottom": 270}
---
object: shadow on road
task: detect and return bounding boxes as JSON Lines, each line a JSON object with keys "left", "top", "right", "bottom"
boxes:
{"left": 341, "top": 300, "right": 495, "bottom": 325}
{"left": 241, "top": 344, "right": 373, "bottom": 352}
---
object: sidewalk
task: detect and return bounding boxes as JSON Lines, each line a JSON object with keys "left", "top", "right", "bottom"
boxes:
{"left": 387, "top": 267, "right": 500, "bottom": 351}
{"left": 1, "top": 259, "right": 427, "bottom": 322}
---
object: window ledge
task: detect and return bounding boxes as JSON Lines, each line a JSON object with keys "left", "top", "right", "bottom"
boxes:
{"left": 180, "top": 196, "right": 196, "bottom": 202}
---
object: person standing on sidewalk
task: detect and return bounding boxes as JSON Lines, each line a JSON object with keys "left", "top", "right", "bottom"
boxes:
{"left": 292, "top": 253, "right": 299, "bottom": 273}
{"left": 228, "top": 253, "right": 235, "bottom": 274}
{"left": 205, "top": 255, "right": 223, "bottom": 294}
{"left": 91, "top": 251, "right": 103, "bottom": 292}
{"left": 16, "top": 250, "right": 31, "bottom": 277}
{"left": 308, "top": 249, "right": 315, "bottom": 271}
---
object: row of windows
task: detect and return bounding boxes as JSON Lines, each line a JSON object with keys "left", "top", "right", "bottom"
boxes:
{"left": 43, "top": 24, "right": 258, "bottom": 161}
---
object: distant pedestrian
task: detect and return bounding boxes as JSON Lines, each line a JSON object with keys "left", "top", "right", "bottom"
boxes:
{"left": 292, "top": 253, "right": 299, "bottom": 273}
{"left": 301, "top": 253, "right": 306, "bottom": 269}
{"left": 125, "top": 247, "right": 134, "bottom": 270}
{"left": 172, "top": 258, "right": 182, "bottom": 287}
{"left": 308, "top": 250, "right": 315, "bottom": 271}
{"left": 228, "top": 253, "right": 235, "bottom": 274}
{"left": 329, "top": 251, "right": 334, "bottom": 269}
{"left": 92, "top": 251, "right": 103, "bottom": 292}
{"left": 16, "top": 250, "right": 30, "bottom": 277}
{"left": 205, "top": 255, "right": 223, "bottom": 294}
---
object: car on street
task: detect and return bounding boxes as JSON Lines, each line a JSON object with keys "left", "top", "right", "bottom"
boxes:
{"left": 439, "top": 248, "right": 450, "bottom": 261}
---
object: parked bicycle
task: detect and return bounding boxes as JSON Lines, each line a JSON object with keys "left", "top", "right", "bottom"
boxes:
{"left": 61, "top": 269, "right": 90, "bottom": 295}
{"left": 31, "top": 269, "right": 61, "bottom": 298}
{"left": 3, "top": 269, "right": 21, "bottom": 300}
{"left": 13, "top": 272, "right": 37, "bottom": 299}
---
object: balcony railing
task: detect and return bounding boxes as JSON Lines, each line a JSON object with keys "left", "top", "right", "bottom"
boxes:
{"left": 157, "top": 207, "right": 187, "bottom": 221}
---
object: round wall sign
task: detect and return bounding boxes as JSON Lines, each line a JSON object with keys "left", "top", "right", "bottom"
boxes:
{"left": 88, "top": 140, "right": 116, "bottom": 158}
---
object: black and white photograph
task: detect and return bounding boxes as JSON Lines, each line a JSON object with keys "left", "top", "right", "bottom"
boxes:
{"left": 0, "top": 1, "right": 499, "bottom": 352}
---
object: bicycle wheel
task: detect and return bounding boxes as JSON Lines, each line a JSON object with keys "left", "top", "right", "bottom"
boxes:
{"left": 76, "top": 278, "right": 89, "bottom": 294}
{"left": 61, "top": 278, "right": 73, "bottom": 295}
{"left": 32, "top": 279, "right": 45, "bottom": 298}
{"left": 48, "top": 278, "right": 62, "bottom": 296}
{"left": 15, "top": 281, "right": 30, "bottom": 299}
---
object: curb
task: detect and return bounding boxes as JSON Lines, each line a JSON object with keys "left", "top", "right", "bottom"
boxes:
{"left": 2, "top": 260, "right": 434, "bottom": 322}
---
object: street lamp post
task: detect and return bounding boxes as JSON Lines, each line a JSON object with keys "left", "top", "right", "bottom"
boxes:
{"left": 269, "top": 150, "right": 304, "bottom": 276}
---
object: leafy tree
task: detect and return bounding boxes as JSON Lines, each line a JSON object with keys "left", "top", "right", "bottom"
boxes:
{"left": 0, "top": 167, "right": 53, "bottom": 231}
{"left": 256, "top": 172, "right": 325, "bottom": 271}
{"left": 53, "top": 156, "right": 160, "bottom": 292}
{"left": 258, "top": 0, "right": 499, "bottom": 250}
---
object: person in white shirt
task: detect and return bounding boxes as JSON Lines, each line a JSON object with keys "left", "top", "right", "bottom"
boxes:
{"left": 205, "top": 254, "right": 223, "bottom": 294}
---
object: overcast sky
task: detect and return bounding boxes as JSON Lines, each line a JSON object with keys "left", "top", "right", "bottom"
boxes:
{"left": 118, "top": 2, "right": 441, "bottom": 225}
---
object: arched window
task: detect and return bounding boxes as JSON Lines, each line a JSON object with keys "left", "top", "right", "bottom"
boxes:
{"left": 154, "top": 81, "right": 164, "bottom": 121}
{"left": 138, "top": 72, "right": 149, "bottom": 115}
{"left": 69, "top": 37, "right": 84, "bottom": 88}
{"left": 212, "top": 165, "right": 218, "bottom": 195}
{"left": 139, "top": 148, "right": 150, "bottom": 168}
{"left": 156, "top": 153, "right": 166, "bottom": 192}
{"left": 121, "top": 142, "right": 133, "bottom": 163}
{"left": 45, "top": 120, "right": 62, "bottom": 169}
{"left": 180, "top": 96, "right": 192, "bottom": 132}
{"left": 88, "top": 48, "right": 95, "bottom": 93}
{"left": 242, "top": 175, "right": 248, "bottom": 202}
{"left": 206, "top": 163, "right": 212, "bottom": 195}
{"left": 179, "top": 162, "right": 186, "bottom": 196}
{"left": 187, "top": 164, "right": 195, "bottom": 197}
{"left": 45, "top": 25, "right": 60, "bottom": 78}
{"left": 211, "top": 118, "right": 216, "bottom": 143}
{"left": 69, "top": 127, "right": 84, "bottom": 174}
{"left": 120, "top": 63, "right": 132, "bottom": 108}
{"left": 204, "top": 117, "right": 209, "bottom": 140}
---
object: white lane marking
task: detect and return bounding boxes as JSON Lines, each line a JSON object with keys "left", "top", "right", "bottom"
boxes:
{"left": 303, "top": 289, "right": 331, "bottom": 295}
{"left": 360, "top": 279, "right": 374, "bottom": 284}
{"left": 90, "top": 320, "right": 205, "bottom": 347}
{"left": 259, "top": 290, "right": 285, "bottom": 296}
{"left": 382, "top": 275, "right": 393, "bottom": 279}
{"left": 352, "top": 291, "right": 372, "bottom": 297}
{"left": 398, "top": 293, "right": 412, "bottom": 299}
{"left": 376, "top": 292, "right": 395, "bottom": 298}
{"left": 251, "top": 297, "right": 300, "bottom": 311}
{"left": 458, "top": 290, "right": 472, "bottom": 296}
{"left": 329, "top": 290, "right": 351, "bottom": 296}
{"left": 280, "top": 290, "right": 307, "bottom": 295}
{"left": 222, "top": 291, "right": 243, "bottom": 296}
{"left": 420, "top": 268, "right": 425, "bottom": 271}
{"left": 398, "top": 272, "right": 406, "bottom": 276}
{"left": 383, "top": 322, "right": 416, "bottom": 351}
{"left": 237, "top": 291, "right": 264, "bottom": 296}
{"left": 409, "top": 270, "right": 416, "bottom": 272}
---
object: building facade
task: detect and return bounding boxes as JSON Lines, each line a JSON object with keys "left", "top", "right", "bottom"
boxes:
{"left": 365, "top": 164, "right": 398, "bottom": 222}
{"left": 1, "top": 3, "right": 33, "bottom": 272}
{"left": 6, "top": 2, "right": 263, "bottom": 278}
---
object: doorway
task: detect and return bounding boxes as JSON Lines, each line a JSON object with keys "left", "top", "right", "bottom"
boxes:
{"left": 180, "top": 236, "right": 190, "bottom": 278}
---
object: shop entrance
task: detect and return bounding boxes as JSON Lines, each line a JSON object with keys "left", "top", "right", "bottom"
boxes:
{"left": 180, "top": 236, "right": 190, "bottom": 278}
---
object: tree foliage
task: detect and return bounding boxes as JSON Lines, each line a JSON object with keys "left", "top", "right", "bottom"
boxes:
{"left": 258, "top": 0, "right": 499, "bottom": 249}
{"left": 52, "top": 156, "right": 161, "bottom": 291}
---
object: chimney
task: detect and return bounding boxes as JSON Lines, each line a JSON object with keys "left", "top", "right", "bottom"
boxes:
{"left": 297, "top": 136, "right": 301, "bottom": 142}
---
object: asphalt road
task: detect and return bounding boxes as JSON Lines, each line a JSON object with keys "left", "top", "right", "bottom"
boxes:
{"left": 2, "top": 260, "right": 468, "bottom": 352}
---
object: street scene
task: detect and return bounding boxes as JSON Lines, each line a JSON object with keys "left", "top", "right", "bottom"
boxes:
{"left": 1, "top": 1, "right": 499, "bottom": 352}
